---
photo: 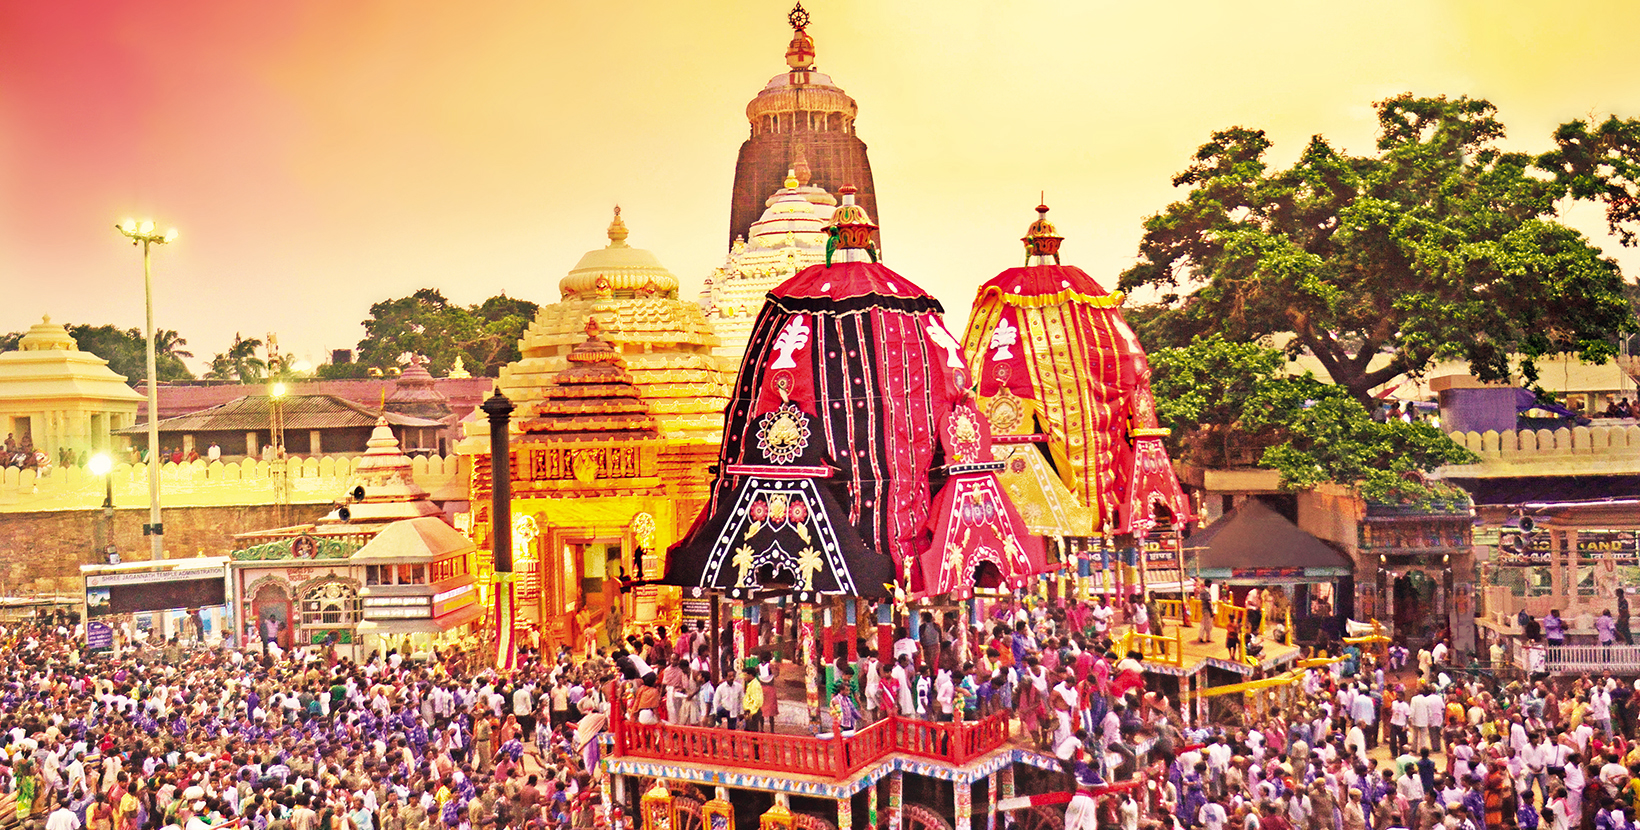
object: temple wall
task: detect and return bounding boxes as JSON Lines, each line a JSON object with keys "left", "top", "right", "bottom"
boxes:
{"left": 1441, "top": 426, "right": 1640, "bottom": 477}
{"left": 0, "top": 502, "right": 331, "bottom": 595}
{"left": 0, "top": 454, "right": 466, "bottom": 513}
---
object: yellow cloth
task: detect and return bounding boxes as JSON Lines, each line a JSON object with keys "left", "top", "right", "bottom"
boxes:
{"left": 743, "top": 678, "right": 763, "bottom": 716}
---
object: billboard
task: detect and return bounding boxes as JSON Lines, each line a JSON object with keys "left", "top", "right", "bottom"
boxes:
{"left": 84, "top": 566, "right": 227, "bottom": 617}
{"left": 1495, "top": 530, "right": 1639, "bottom": 567}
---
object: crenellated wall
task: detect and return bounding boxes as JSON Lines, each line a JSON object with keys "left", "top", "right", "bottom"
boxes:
{"left": 1441, "top": 425, "right": 1640, "bottom": 477}
{"left": 0, "top": 454, "right": 466, "bottom": 513}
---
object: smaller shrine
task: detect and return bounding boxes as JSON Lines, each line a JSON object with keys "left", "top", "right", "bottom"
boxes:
{"left": 0, "top": 315, "right": 143, "bottom": 465}
{"left": 469, "top": 320, "right": 677, "bottom": 652}
{"left": 228, "top": 417, "right": 475, "bottom": 661}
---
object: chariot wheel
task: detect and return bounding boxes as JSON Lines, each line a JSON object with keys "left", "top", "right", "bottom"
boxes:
{"left": 881, "top": 803, "right": 954, "bottom": 830}
{"left": 1014, "top": 805, "right": 1065, "bottom": 830}
{"left": 673, "top": 797, "right": 705, "bottom": 830}
{"left": 635, "top": 778, "right": 710, "bottom": 806}
{"left": 794, "top": 811, "right": 838, "bottom": 830}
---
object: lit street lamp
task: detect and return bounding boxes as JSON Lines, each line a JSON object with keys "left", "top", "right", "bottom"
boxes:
{"left": 115, "top": 218, "right": 177, "bottom": 562}
{"left": 88, "top": 453, "right": 119, "bottom": 565}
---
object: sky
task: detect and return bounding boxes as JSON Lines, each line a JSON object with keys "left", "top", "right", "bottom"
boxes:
{"left": 3, "top": 0, "right": 1640, "bottom": 373}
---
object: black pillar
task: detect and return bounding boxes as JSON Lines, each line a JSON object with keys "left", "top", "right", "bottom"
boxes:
{"left": 482, "top": 389, "right": 515, "bottom": 573}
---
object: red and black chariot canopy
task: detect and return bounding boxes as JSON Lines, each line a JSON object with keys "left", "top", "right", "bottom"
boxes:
{"left": 668, "top": 261, "right": 1045, "bottom": 601}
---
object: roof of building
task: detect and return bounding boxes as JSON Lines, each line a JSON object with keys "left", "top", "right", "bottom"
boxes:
{"left": 0, "top": 316, "right": 145, "bottom": 405}
{"left": 350, "top": 516, "right": 474, "bottom": 563}
{"left": 117, "top": 393, "right": 444, "bottom": 434}
{"left": 138, "top": 376, "right": 492, "bottom": 423}
{"left": 518, "top": 322, "right": 661, "bottom": 441}
{"left": 559, "top": 208, "right": 680, "bottom": 299}
{"left": 1185, "top": 498, "right": 1352, "bottom": 573}
{"left": 317, "top": 417, "right": 443, "bottom": 524}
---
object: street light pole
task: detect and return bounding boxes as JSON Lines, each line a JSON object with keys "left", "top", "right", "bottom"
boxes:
{"left": 116, "top": 219, "right": 176, "bottom": 562}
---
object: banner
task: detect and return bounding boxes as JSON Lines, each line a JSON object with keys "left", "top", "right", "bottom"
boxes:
{"left": 1496, "top": 530, "right": 1639, "bottom": 566}
{"left": 86, "top": 622, "right": 113, "bottom": 651}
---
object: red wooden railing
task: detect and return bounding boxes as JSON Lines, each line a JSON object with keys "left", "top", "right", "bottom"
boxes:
{"left": 610, "top": 685, "right": 1014, "bottom": 779}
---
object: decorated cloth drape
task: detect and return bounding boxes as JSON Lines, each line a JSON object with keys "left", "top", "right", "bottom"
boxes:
{"left": 669, "top": 260, "right": 1044, "bottom": 599}
{"left": 962, "top": 263, "right": 1188, "bottom": 536}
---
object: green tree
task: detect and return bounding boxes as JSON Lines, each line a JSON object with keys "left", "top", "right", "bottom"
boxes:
{"left": 354, "top": 289, "right": 538, "bottom": 377}
{"left": 206, "top": 333, "right": 266, "bottom": 383}
{"left": 1120, "top": 94, "right": 1638, "bottom": 406}
{"left": 1151, "top": 335, "right": 1478, "bottom": 506}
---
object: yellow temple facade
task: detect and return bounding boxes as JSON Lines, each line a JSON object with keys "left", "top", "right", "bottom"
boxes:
{"left": 0, "top": 316, "right": 143, "bottom": 462}
{"left": 459, "top": 210, "right": 734, "bottom": 648}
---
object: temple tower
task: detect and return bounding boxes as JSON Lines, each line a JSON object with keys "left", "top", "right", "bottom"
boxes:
{"left": 727, "top": 3, "right": 879, "bottom": 248}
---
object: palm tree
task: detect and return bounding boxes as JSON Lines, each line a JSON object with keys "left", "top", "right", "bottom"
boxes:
{"left": 206, "top": 333, "right": 266, "bottom": 382}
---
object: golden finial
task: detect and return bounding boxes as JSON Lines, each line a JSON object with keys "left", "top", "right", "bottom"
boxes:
{"left": 607, "top": 205, "right": 629, "bottom": 247}
{"left": 784, "top": 169, "right": 800, "bottom": 190}
{"left": 585, "top": 317, "right": 601, "bottom": 339}
{"left": 785, "top": 3, "right": 815, "bottom": 70}
{"left": 1022, "top": 201, "right": 1064, "bottom": 265}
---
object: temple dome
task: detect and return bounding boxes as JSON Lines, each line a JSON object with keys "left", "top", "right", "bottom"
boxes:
{"left": 17, "top": 316, "right": 76, "bottom": 352}
{"left": 559, "top": 208, "right": 680, "bottom": 300}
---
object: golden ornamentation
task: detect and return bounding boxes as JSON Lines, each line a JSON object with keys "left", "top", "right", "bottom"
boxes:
{"left": 571, "top": 451, "right": 600, "bottom": 484}
{"left": 796, "top": 546, "right": 821, "bottom": 589}
{"left": 733, "top": 545, "right": 756, "bottom": 583}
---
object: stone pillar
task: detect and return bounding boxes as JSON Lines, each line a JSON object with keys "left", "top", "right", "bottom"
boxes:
{"left": 245, "top": 431, "right": 257, "bottom": 457}
{"left": 482, "top": 389, "right": 517, "bottom": 671}
{"left": 887, "top": 771, "right": 903, "bottom": 830}
{"left": 309, "top": 430, "right": 322, "bottom": 455}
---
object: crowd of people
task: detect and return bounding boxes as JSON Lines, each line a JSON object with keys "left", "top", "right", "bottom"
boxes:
{"left": 11, "top": 587, "right": 1640, "bottom": 830}
{"left": 0, "top": 620, "right": 619, "bottom": 830}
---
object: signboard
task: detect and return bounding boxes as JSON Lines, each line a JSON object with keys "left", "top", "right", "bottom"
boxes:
{"left": 85, "top": 566, "right": 227, "bottom": 617}
{"left": 1233, "top": 567, "right": 1306, "bottom": 579}
{"left": 681, "top": 598, "right": 712, "bottom": 623}
{"left": 86, "top": 621, "right": 113, "bottom": 652}
{"left": 1141, "top": 532, "right": 1181, "bottom": 575}
{"left": 1496, "top": 530, "right": 1640, "bottom": 566}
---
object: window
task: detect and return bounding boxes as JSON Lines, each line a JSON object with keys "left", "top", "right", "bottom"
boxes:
{"left": 398, "top": 564, "right": 426, "bottom": 585}
{"left": 365, "top": 565, "right": 389, "bottom": 586}
{"left": 300, "top": 582, "right": 360, "bottom": 627}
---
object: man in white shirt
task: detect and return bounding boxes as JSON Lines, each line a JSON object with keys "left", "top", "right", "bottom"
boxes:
{"left": 1407, "top": 690, "right": 1430, "bottom": 753}
{"left": 1523, "top": 732, "right": 1552, "bottom": 802}
{"left": 45, "top": 799, "right": 81, "bottom": 830}
{"left": 1199, "top": 798, "right": 1228, "bottom": 830}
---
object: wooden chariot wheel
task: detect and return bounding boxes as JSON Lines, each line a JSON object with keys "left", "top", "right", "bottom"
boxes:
{"left": 794, "top": 811, "right": 838, "bottom": 830}
{"left": 1013, "top": 805, "right": 1066, "bottom": 830}
{"left": 881, "top": 803, "right": 954, "bottom": 830}
{"left": 672, "top": 797, "right": 704, "bottom": 830}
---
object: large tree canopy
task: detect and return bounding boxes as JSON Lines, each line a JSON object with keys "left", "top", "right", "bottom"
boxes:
{"left": 353, "top": 289, "right": 538, "bottom": 378}
{"left": 1150, "top": 335, "right": 1477, "bottom": 506}
{"left": 1120, "top": 94, "right": 1638, "bottom": 406}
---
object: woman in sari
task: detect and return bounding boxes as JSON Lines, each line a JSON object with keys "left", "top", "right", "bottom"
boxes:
{"left": 13, "top": 759, "right": 36, "bottom": 824}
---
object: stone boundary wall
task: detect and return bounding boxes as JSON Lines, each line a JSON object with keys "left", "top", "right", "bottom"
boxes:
{"left": 1447, "top": 426, "right": 1640, "bottom": 459}
{"left": 0, "top": 502, "right": 333, "bottom": 596}
{"left": 0, "top": 454, "right": 465, "bottom": 512}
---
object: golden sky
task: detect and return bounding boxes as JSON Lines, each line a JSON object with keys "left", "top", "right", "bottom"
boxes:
{"left": 2, "top": 0, "right": 1638, "bottom": 370}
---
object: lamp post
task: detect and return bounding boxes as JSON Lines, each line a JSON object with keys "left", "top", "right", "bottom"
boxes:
{"left": 88, "top": 453, "right": 118, "bottom": 565}
{"left": 115, "top": 219, "right": 176, "bottom": 562}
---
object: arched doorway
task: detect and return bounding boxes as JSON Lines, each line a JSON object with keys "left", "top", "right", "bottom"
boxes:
{"left": 250, "top": 582, "right": 293, "bottom": 650}
{"left": 1393, "top": 570, "right": 1441, "bottom": 648}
